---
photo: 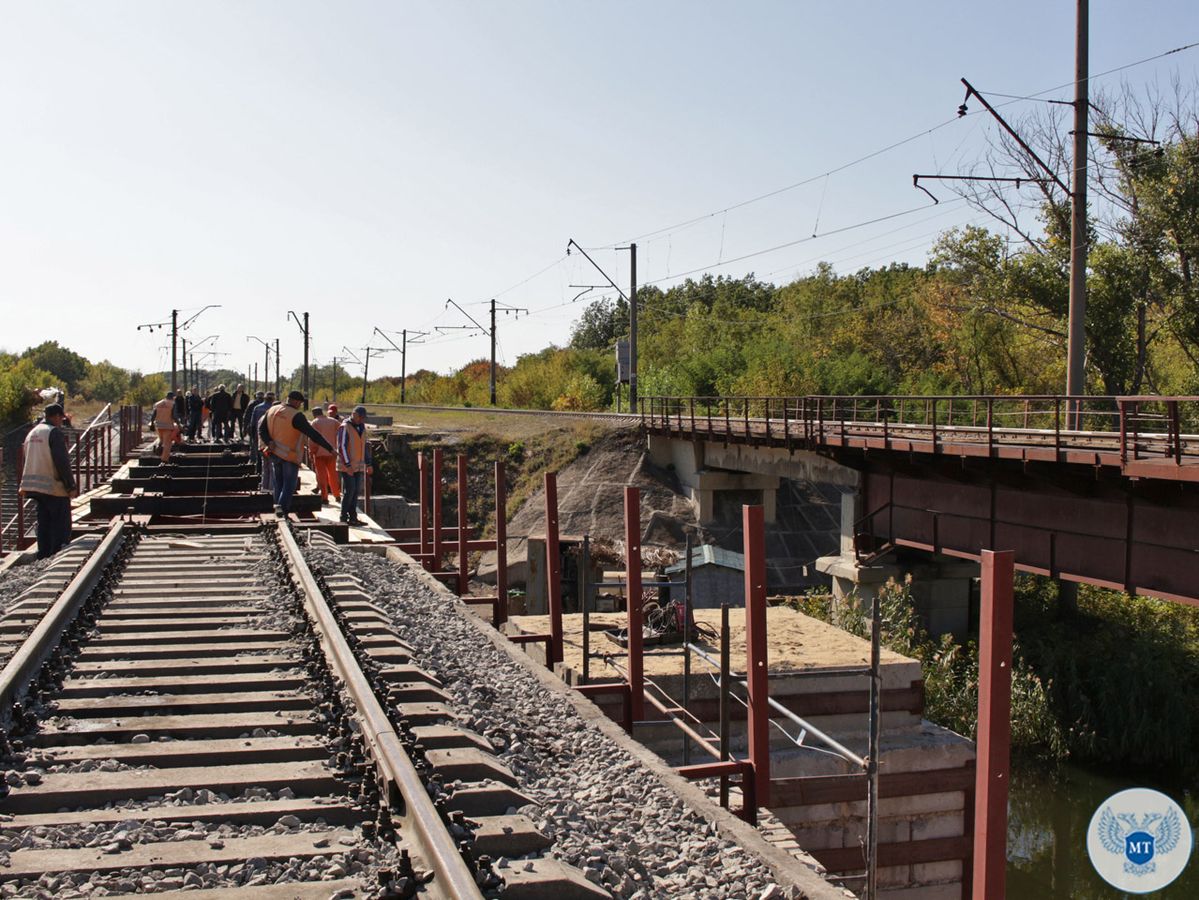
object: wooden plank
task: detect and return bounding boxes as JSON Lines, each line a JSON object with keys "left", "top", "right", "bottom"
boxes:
{"left": 1, "top": 761, "right": 341, "bottom": 813}
{"left": 33, "top": 711, "right": 319, "bottom": 744}
{"left": 42, "top": 735, "right": 328, "bottom": 767}
{"left": 2, "top": 829, "right": 358, "bottom": 877}
{"left": 54, "top": 690, "right": 310, "bottom": 717}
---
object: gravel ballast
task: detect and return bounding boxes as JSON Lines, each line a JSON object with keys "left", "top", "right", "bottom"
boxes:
{"left": 308, "top": 542, "right": 810, "bottom": 899}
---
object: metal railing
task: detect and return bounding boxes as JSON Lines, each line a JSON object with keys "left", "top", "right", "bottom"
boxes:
{"left": 639, "top": 394, "right": 1199, "bottom": 470}
{"left": 1, "top": 405, "right": 143, "bottom": 556}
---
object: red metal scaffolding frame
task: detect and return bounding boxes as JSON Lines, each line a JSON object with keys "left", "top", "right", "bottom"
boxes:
{"left": 972, "top": 549, "right": 1014, "bottom": 900}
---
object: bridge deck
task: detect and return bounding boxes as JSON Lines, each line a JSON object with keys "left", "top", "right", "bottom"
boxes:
{"left": 641, "top": 394, "right": 1199, "bottom": 481}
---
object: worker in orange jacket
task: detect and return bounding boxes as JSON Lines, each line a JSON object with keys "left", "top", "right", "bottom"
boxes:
{"left": 308, "top": 406, "right": 341, "bottom": 504}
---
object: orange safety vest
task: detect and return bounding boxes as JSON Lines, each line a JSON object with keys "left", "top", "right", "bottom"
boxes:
{"left": 266, "top": 404, "right": 305, "bottom": 464}
{"left": 337, "top": 421, "right": 367, "bottom": 474}
{"left": 310, "top": 415, "right": 339, "bottom": 458}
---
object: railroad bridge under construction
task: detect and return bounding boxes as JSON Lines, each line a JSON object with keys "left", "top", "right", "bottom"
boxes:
{"left": 0, "top": 393, "right": 1197, "bottom": 899}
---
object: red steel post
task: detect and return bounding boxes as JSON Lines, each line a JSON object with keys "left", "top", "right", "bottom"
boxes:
{"left": 457, "top": 454, "right": 469, "bottom": 596}
{"left": 544, "top": 472, "right": 563, "bottom": 666}
{"left": 16, "top": 445, "right": 25, "bottom": 546}
{"left": 972, "top": 549, "right": 1015, "bottom": 900}
{"left": 624, "top": 486, "right": 644, "bottom": 722}
{"left": 418, "top": 452, "right": 431, "bottom": 568}
{"left": 743, "top": 504, "right": 770, "bottom": 808}
{"left": 495, "top": 460, "right": 508, "bottom": 626}
{"left": 432, "top": 447, "right": 444, "bottom": 570}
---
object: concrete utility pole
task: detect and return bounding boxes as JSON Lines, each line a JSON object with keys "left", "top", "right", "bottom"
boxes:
{"left": 1066, "top": 0, "right": 1089, "bottom": 421}
{"left": 170, "top": 309, "right": 179, "bottom": 392}
{"left": 402, "top": 331, "right": 410, "bottom": 404}
{"left": 489, "top": 300, "right": 528, "bottom": 406}
{"left": 372, "top": 327, "right": 428, "bottom": 404}
{"left": 288, "top": 311, "right": 310, "bottom": 408}
{"left": 567, "top": 238, "right": 638, "bottom": 408}
{"left": 181, "top": 337, "right": 189, "bottom": 391}
{"left": 274, "top": 337, "right": 281, "bottom": 397}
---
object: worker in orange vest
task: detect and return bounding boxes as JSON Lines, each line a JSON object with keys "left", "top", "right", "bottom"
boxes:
{"left": 336, "top": 405, "right": 373, "bottom": 526}
{"left": 308, "top": 406, "right": 341, "bottom": 504}
{"left": 260, "top": 390, "right": 334, "bottom": 514}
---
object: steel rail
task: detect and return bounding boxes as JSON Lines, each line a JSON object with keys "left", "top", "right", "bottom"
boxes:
{"left": 273, "top": 520, "right": 483, "bottom": 900}
{"left": 0, "top": 519, "right": 127, "bottom": 716}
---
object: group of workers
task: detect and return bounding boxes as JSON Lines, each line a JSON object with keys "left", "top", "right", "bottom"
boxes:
{"left": 18, "top": 385, "right": 373, "bottom": 561}
{"left": 150, "top": 387, "right": 371, "bottom": 524}
{"left": 159, "top": 384, "right": 253, "bottom": 442}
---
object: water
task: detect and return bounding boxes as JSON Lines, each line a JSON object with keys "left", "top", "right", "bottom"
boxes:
{"left": 1008, "top": 760, "right": 1199, "bottom": 897}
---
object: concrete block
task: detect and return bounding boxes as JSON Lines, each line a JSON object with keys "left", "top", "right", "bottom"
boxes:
{"left": 911, "top": 860, "right": 962, "bottom": 885}
{"left": 881, "top": 883, "right": 961, "bottom": 900}
{"left": 790, "top": 825, "right": 845, "bottom": 851}
{"left": 878, "top": 863, "right": 912, "bottom": 888}
{"left": 877, "top": 818, "right": 911, "bottom": 844}
{"left": 910, "top": 812, "right": 964, "bottom": 841}
{"left": 878, "top": 792, "right": 965, "bottom": 818}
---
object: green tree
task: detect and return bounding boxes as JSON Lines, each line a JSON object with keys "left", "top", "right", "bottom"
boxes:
{"left": 570, "top": 296, "right": 629, "bottom": 350}
{"left": 125, "top": 373, "right": 168, "bottom": 407}
{"left": 80, "top": 360, "right": 131, "bottom": 403}
{"left": 22, "top": 341, "right": 89, "bottom": 394}
{"left": 0, "top": 356, "right": 56, "bottom": 424}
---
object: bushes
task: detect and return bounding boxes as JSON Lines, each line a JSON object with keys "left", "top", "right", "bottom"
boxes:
{"left": 1014, "top": 579, "right": 1199, "bottom": 769}
{"left": 793, "top": 575, "right": 1199, "bottom": 769}
{"left": 0, "top": 355, "right": 55, "bottom": 425}
{"left": 788, "top": 579, "right": 1066, "bottom": 761}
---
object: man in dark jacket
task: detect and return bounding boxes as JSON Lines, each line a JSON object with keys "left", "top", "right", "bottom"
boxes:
{"left": 260, "top": 390, "right": 334, "bottom": 514}
{"left": 230, "top": 384, "right": 251, "bottom": 439}
{"left": 19, "top": 404, "right": 77, "bottom": 558}
{"left": 243, "top": 391, "right": 266, "bottom": 435}
{"left": 206, "top": 384, "right": 233, "bottom": 441}
{"left": 172, "top": 391, "right": 187, "bottom": 425}
{"left": 249, "top": 392, "right": 275, "bottom": 485}
{"left": 185, "top": 386, "right": 204, "bottom": 440}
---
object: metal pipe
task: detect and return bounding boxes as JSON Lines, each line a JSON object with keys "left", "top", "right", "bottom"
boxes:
{"left": 545, "top": 472, "right": 563, "bottom": 666}
{"left": 743, "top": 504, "right": 770, "bottom": 807}
{"left": 432, "top": 448, "right": 443, "bottom": 570}
{"left": 457, "top": 455, "right": 469, "bottom": 596}
{"left": 682, "top": 532, "right": 693, "bottom": 765}
{"left": 624, "top": 486, "right": 644, "bottom": 722}
{"left": 580, "top": 534, "right": 590, "bottom": 684}
{"left": 418, "top": 452, "right": 430, "bottom": 570}
{"left": 865, "top": 587, "right": 882, "bottom": 900}
{"left": 494, "top": 460, "right": 508, "bottom": 626}
{"left": 719, "top": 602, "right": 730, "bottom": 810}
{"left": 685, "top": 642, "right": 868, "bottom": 770}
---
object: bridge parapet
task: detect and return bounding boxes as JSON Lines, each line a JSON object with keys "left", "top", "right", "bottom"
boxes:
{"left": 641, "top": 394, "right": 1199, "bottom": 481}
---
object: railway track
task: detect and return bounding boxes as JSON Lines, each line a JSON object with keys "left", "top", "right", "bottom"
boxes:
{"left": 0, "top": 441, "right": 599, "bottom": 898}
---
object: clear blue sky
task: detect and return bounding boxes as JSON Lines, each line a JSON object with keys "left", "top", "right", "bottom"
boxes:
{"left": 1, "top": 1, "right": 1195, "bottom": 380}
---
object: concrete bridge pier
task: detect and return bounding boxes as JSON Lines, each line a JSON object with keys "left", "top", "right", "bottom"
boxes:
{"left": 816, "top": 494, "right": 978, "bottom": 638}
{"left": 646, "top": 434, "right": 780, "bottom": 523}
